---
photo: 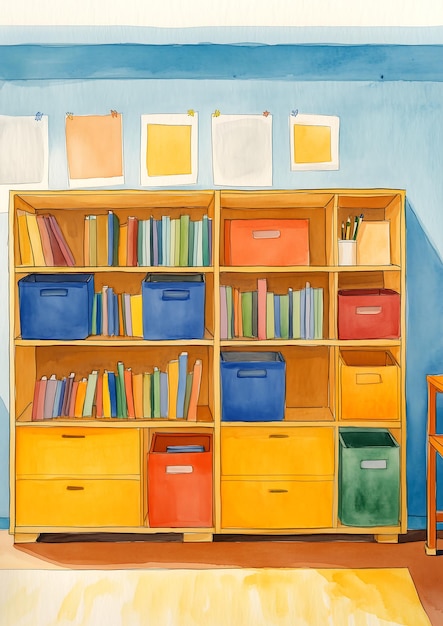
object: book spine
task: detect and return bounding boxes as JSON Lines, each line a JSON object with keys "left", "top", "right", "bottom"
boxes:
{"left": 176, "top": 352, "right": 188, "bottom": 419}
{"left": 143, "top": 372, "right": 152, "bottom": 418}
{"left": 257, "top": 278, "right": 267, "bottom": 340}
{"left": 125, "top": 369, "right": 135, "bottom": 419}
{"left": 187, "top": 359, "right": 202, "bottom": 421}
{"left": 160, "top": 371, "right": 168, "bottom": 418}
{"left": 179, "top": 214, "right": 189, "bottom": 267}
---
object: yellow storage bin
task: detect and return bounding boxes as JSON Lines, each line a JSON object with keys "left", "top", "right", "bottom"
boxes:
{"left": 16, "top": 478, "right": 141, "bottom": 527}
{"left": 221, "top": 427, "right": 334, "bottom": 477}
{"left": 16, "top": 427, "right": 140, "bottom": 476}
{"left": 221, "top": 478, "right": 333, "bottom": 529}
{"left": 339, "top": 351, "right": 399, "bottom": 421}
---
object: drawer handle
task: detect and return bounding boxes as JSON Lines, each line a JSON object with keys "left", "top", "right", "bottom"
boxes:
{"left": 252, "top": 230, "right": 281, "bottom": 240}
{"left": 166, "top": 465, "right": 193, "bottom": 474}
{"left": 62, "top": 434, "right": 86, "bottom": 439}
{"left": 268, "top": 489, "right": 288, "bottom": 494}
{"left": 237, "top": 369, "right": 267, "bottom": 379}
{"left": 356, "top": 373, "right": 382, "bottom": 385}
{"left": 360, "top": 460, "right": 387, "bottom": 470}
{"left": 162, "top": 289, "right": 190, "bottom": 301}
{"left": 66, "top": 485, "right": 84, "bottom": 491}
{"left": 356, "top": 306, "right": 382, "bottom": 315}
{"left": 40, "top": 288, "right": 68, "bottom": 297}
{"left": 269, "top": 434, "right": 289, "bottom": 439}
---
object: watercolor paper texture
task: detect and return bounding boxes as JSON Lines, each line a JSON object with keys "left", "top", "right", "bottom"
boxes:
{"left": 141, "top": 113, "right": 198, "bottom": 186}
{"left": 290, "top": 114, "right": 339, "bottom": 171}
{"left": 212, "top": 114, "right": 272, "bottom": 186}
{"left": 0, "top": 114, "right": 48, "bottom": 212}
{"left": 66, "top": 113, "right": 124, "bottom": 188}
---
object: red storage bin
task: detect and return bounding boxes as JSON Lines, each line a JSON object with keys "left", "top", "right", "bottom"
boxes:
{"left": 225, "top": 219, "right": 309, "bottom": 266}
{"left": 338, "top": 289, "right": 400, "bottom": 340}
{"left": 148, "top": 433, "right": 213, "bottom": 528}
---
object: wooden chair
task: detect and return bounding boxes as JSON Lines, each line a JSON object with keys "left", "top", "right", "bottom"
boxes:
{"left": 425, "top": 375, "right": 443, "bottom": 555}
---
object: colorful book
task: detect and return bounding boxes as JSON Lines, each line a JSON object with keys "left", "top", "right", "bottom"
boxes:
{"left": 91, "top": 293, "right": 98, "bottom": 335}
{"left": 183, "top": 372, "right": 193, "bottom": 419}
{"left": 44, "top": 215, "right": 66, "bottom": 266}
{"left": 130, "top": 294, "right": 143, "bottom": 337}
{"left": 68, "top": 381, "right": 79, "bottom": 417}
{"left": 127, "top": 216, "right": 139, "bottom": 266}
{"left": 96, "top": 292, "right": 102, "bottom": 335}
{"left": 117, "top": 293, "right": 124, "bottom": 336}
{"left": 251, "top": 291, "right": 258, "bottom": 338}
{"left": 242, "top": 291, "right": 253, "bottom": 338}
{"left": 101, "top": 286, "right": 109, "bottom": 335}
{"left": 118, "top": 222, "right": 128, "bottom": 265}
{"left": 48, "top": 215, "right": 75, "bottom": 266}
{"left": 187, "top": 359, "right": 202, "bottom": 422}
{"left": 152, "top": 219, "right": 158, "bottom": 266}
{"left": 314, "top": 287, "right": 323, "bottom": 340}
{"left": 274, "top": 294, "right": 281, "bottom": 339}
{"left": 132, "top": 372, "right": 143, "bottom": 418}
{"left": 137, "top": 219, "right": 144, "bottom": 267}
{"left": 305, "top": 282, "right": 313, "bottom": 340}
{"left": 179, "top": 214, "right": 189, "bottom": 267}
{"left": 82, "top": 370, "right": 98, "bottom": 417}
{"left": 266, "top": 292, "right": 275, "bottom": 339}
{"left": 52, "top": 379, "right": 63, "bottom": 418}
{"left": 300, "top": 287, "right": 306, "bottom": 339}
{"left": 95, "top": 372, "right": 103, "bottom": 418}
{"left": 202, "top": 214, "right": 209, "bottom": 267}
{"left": 195, "top": 219, "right": 203, "bottom": 266}
{"left": 108, "top": 211, "right": 119, "bottom": 266}
{"left": 31, "top": 377, "right": 45, "bottom": 421}
{"left": 124, "top": 293, "right": 132, "bottom": 336}
{"left": 117, "top": 361, "right": 127, "bottom": 418}
{"left": 166, "top": 359, "right": 179, "bottom": 419}
{"left": 226, "top": 286, "right": 233, "bottom": 340}
{"left": 160, "top": 371, "right": 168, "bottom": 418}
{"left": 36, "top": 214, "right": 54, "bottom": 266}
{"left": 143, "top": 372, "right": 152, "bottom": 418}
{"left": 292, "top": 289, "right": 301, "bottom": 339}
{"left": 107, "top": 371, "right": 117, "bottom": 418}
{"left": 152, "top": 367, "right": 161, "bottom": 418}
{"left": 56, "top": 378, "right": 67, "bottom": 417}
{"left": 288, "top": 288, "right": 293, "bottom": 339}
{"left": 233, "top": 287, "right": 240, "bottom": 338}
{"left": 61, "top": 372, "right": 75, "bottom": 416}
{"left": 17, "top": 211, "right": 33, "bottom": 265}
{"left": 188, "top": 219, "right": 195, "bottom": 266}
{"left": 43, "top": 374, "right": 58, "bottom": 419}
{"left": 280, "top": 293, "right": 290, "bottom": 340}
{"left": 102, "top": 371, "right": 111, "bottom": 417}
{"left": 170, "top": 218, "right": 176, "bottom": 266}
{"left": 124, "top": 368, "right": 135, "bottom": 419}
{"left": 176, "top": 352, "right": 188, "bottom": 418}
{"left": 174, "top": 218, "right": 180, "bottom": 266}
{"left": 25, "top": 213, "right": 45, "bottom": 265}
{"left": 257, "top": 278, "right": 267, "bottom": 340}
{"left": 107, "top": 287, "right": 115, "bottom": 336}
{"left": 74, "top": 377, "right": 88, "bottom": 418}
{"left": 96, "top": 213, "right": 108, "bottom": 267}
{"left": 84, "top": 216, "right": 90, "bottom": 266}
{"left": 220, "top": 286, "right": 228, "bottom": 339}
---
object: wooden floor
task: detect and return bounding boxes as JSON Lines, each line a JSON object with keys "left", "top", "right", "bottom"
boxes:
{"left": 6, "top": 531, "right": 443, "bottom": 626}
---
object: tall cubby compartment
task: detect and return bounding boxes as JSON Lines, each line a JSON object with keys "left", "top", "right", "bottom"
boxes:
{"left": 10, "top": 188, "right": 406, "bottom": 544}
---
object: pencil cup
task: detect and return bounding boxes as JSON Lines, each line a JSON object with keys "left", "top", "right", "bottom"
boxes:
{"left": 338, "top": 240, "right": 357, "bottom": 266}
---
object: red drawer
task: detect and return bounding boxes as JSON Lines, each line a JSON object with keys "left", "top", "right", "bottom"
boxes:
{"left": 225, "top": 219, "right": 309, "bottom": 266}
{"left": 148, "top": 433, "right": 213, "bottom": 528}
{"left": 338, "top": 289, "right": 400, "bottom": 340}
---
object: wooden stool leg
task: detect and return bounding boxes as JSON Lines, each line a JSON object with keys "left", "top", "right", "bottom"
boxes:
{"left": 425, "top": 443, "right": 437, "bottom": 555}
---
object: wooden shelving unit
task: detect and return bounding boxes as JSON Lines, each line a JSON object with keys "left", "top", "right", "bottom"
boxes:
{"left": 9, "top": 188, "right": 406, "bottom": 543}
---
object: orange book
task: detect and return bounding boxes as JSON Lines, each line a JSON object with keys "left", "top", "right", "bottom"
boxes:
{"left": 74, "top": 378, "right": 88, "bottom": 417}
{"left": 124, "top": 368, "right": 135, "bottom": 419}
{"left": 95, "top": 372, "right": 103, "bottom": 418}
{"left": 118, "top": 223, "right": 128, "bottom": 266}
{"left": 36, "top": 214, "right": 54, "bottom": 266}
{"left": 68, "top": 381, "right": 79, "bottom": 417}
{"left": 17, "top": 211, "right": 33, "bottom": 266}
{"left": 26, "top": 213, "right": 45, "bottom": 265}
{"left": 166, "top": 359, "right": 179, "bottom": 419}
{"left": 102, "top": 371, "right": 111, "bottom": 417}
{"left": 187, "top": 359, "right": 202, "bottom": 421}
{"left": 96, "top": 213, "right": 109, "bottom": 267}
{"left": 132, "top": 373, "right": 143, "bottom": 419}
{"left": 257, "top": 278, "right": 267, "bottom": 340}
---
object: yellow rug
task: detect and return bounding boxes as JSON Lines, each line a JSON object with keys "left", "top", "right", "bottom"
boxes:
{"left": 0, "top": 567, "right": 431, "bottom": 626}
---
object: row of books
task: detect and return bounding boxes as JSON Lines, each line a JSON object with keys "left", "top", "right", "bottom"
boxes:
{"left": 17, "top": 211, "right": 75, "bottom": 267}
{"left": 91, "top": 289, "right": 143, "bottom": 337}
{"left": 85, "top": 213, "right": 213, "bottom": 267}
{"left": 220, "top": 279, "right": 323, "bottom": 340}
{"left": 31, "top": 353, "right": 202, "bottom": 421}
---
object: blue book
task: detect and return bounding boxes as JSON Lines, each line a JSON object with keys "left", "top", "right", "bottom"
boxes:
{"left": 274, "top": 294, "right": 281, "bottom": 339}
{"left": 176, "top": 351, "right": 188, "bottom": 418}
{"left": 96, "top": 292, "right": 102, "bottom": 335}
{"left": 52, "top": 379, "right": 63, "bottom": 417}
{"left": 107, "top": 287, "right": 114, "bottom": 336}
{"left": 288, "top": 288, "right": 293, "bottom": 339}
{"left": 152, "top": 219, "right": 159, "bottom": 266}
{"left": 108, "top": 371, "right": 117, "bottom": 417}
{"left": 160, "top": 371, "right": 168, "bottom": 418}
{"left": 300, "top": 287, "right": 306, "bottom": 339}
{"left": 157, "top": 218, "right": 163, "bottom": 266}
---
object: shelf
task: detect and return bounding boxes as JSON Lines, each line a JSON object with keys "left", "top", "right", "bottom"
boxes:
{"left": 16, "top": 335, "right": 215, "bottom": 347}
{"left": 16, "top": 266, "right": 214, "bottom": 274}
{"left": 220, "top": 265, "right": 401, "bottom": 273}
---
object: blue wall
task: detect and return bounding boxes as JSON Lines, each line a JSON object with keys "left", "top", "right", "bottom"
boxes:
{"left": 1, "top": 53, "right": 443, "bottom": 528}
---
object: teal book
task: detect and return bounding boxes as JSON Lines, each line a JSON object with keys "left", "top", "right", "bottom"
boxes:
{"left": 152, "top": 367, "right": 161, "bottom": 418}
{"left": 179, "top": 214, "right": 189, "bottom": 267}
{"left": 202, "top": 214, "right": 209, "bottom": 266}
{"left": 176, "top": 352, "right": 188, "bottom": 418}
{"left": 91, "top": 292, "right": 98, "bottom": 335}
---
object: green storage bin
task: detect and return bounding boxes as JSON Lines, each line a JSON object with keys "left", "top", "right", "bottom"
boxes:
{"left": 339, "top": 428, "right": 400, "bottom": 527}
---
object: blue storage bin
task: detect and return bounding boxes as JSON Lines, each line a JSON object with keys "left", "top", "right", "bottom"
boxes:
{"left": 19, "top": 274, "right": 94, "bottom": 340}
{"left": 220, "top": 351, "right": 286, "bottom": 422}
{"left": 142, "top": 273, "right": 205, "bottom": 340}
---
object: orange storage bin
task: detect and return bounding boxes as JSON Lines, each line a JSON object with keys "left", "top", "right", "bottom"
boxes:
{"left": 339, "top": 351, "right": 400, "bottom": 421}
{"left": 148, "top": 433, "right": 213, "bottom": 528}
{"left": 225, "top": 219, "right": 309, "bottom": 266}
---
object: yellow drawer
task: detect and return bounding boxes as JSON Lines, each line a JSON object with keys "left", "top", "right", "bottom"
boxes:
{"left": 221, "top": 427, "right": 334, "bottom": 477}
{"left": 16, "top": 478, "right": 141, "bottom": 527}
{"left": 340, "top": 351, "right": 400, "bottom": 421}
{"left": 221, "top": 479, "right": 333, "bottom": 529}
{"left": 16, "top": 427, "right": 140, "bottom": 476}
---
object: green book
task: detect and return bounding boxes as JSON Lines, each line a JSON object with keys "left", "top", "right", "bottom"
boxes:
{"left": 242, "top": 291, "right": 253, "bottom": 338}
{"left": 184, "top": 372, "right": 193, "bottom": 419}
{"left": 143, "top": 373, "right": 151, "bottom": 418}
{"left": 117, "top": 361, "right": 127, "bottom": 418}
{"left": 314, "top": 287, "right": 324, "bottom": 339}
{"left": 91, "top": 293, "right": 98, "bottom": 335}
{"left": 112, "top": 212, "right": 120, "bottom": 266}
{"left": 266, "top": 292, "right": 275, "bottom": 339}
{"left": 174, "top": 218, "right": 181, "bottom": 266}
{"left": 188, "top": 220, "right": 195, "bottom": 267}
{"left": 292, "top": 289, "right": 301, "bottom": 339}
{"left": 226, "top": 286, "right": 233, "bottom": 339}
{"left": 280, "top": 294, "right": 290, "bottom": 340}
{"left": 179, "top": 214, "right": 189, "bottom": 267}
{"left": 202, "top": 214, "right": 209, "bottom": 267}
{"left": 152, "top": 367, "right": 161, "bottom": 418}
{"left": 82, "top": 370, "right": 98, "bottom": 417}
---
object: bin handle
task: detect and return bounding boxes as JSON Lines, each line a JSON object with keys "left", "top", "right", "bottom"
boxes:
{"left": 360, "top": 460, "right": 387, "bottom": 470}
{"left": 62, "top": 434, "right": 86, "bottom": 439}
{"left": 40, "top": 288, "right": 68, "bottom": 297}
{"left": 237, "top": 369, "right": 267, "bottom": 378}
{"left": 162, "top": 290, "right": 190, "bottom": 301}
{"left": 268, "top": 489, "right": 288, "bottom": 493}
{"left": 166, "top": 465, "right": 193, "bottom": 474}
{"left": 269, "top": 434, "right": 289, "bottom": 439}
{"left": 66, "top": 485, "right": 85, "bottom": 491}
{"left": 356, "top": 373, "right": 382, "bottom": 385}
{"left": 252, "top": 229, "right": 281, "bottom": 240}
{"left": 356, "top": 306, "right": 382, "bottom": 315}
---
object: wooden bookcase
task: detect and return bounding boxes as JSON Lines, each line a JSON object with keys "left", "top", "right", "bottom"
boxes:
{"left": 9, "top": 188, "right": 406, "bottom": 543}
